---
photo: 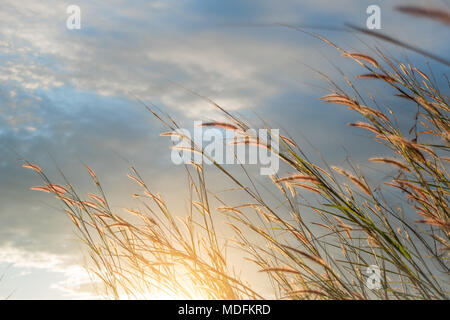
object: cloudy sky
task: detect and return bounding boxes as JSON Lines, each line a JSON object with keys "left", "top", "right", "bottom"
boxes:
{"left": 0, "top": 0, "right": 448, "bottom": 299}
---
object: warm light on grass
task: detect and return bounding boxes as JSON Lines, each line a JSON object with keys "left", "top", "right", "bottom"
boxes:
{"left": 24, "top": 11, "right": 449, "bottom": 300}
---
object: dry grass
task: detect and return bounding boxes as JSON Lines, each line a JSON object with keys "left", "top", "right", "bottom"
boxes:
{"left": 24, "top": 14, "right": 449, "bottom": 300}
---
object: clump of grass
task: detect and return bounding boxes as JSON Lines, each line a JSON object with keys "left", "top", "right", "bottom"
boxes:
{"left": 24, "top": 15, "right": 449, "bottom": 300}
{"left": 24, "top": 161, "right": 261, "bottom": 299}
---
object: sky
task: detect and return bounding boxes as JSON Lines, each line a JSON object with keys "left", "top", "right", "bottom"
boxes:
{"left": 0, "top": 0, "right": 449, "bottom": 299}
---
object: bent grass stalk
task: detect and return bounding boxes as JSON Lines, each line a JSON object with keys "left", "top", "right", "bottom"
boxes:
{"left": 24, "top": 18, "right": 449, "bottom": 300}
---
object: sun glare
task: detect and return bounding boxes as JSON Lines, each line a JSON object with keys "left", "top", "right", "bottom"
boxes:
{"left": 118, "top": 289, "right": 206, "bottom": 300}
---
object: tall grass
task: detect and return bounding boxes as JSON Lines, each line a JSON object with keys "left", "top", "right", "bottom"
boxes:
{"left": 24, "top": 15, "right": 449, "bottom": 300}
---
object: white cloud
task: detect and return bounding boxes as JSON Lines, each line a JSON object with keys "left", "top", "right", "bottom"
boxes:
{"left": 1, "top": 0, "right": 447, "bottom": 124}
{"left": 0, "top": 245, "right": 98, "bottom": 299}
{"left": 0, "top": 62, "right": 64, "bottom": 91}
